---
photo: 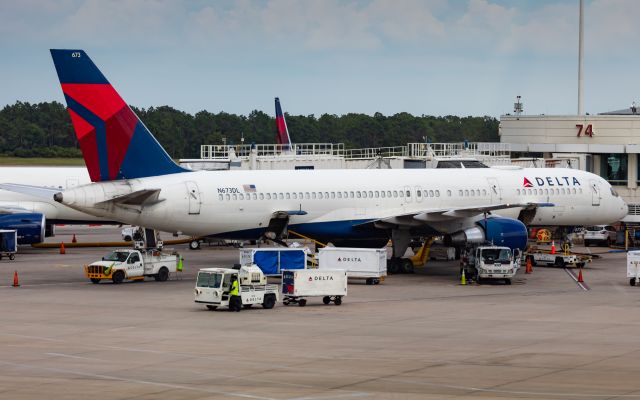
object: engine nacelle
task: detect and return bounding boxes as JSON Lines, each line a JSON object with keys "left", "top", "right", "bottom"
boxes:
{"left": 0, "top": 213, "right": 46, "bottom": 245}
{"left": 446, "top": 217, "right": 528, "bottom": 250}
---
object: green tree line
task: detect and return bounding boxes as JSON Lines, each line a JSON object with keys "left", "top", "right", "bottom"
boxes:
{"left": 0, "top": 101, "right": 499, "bottom": 158}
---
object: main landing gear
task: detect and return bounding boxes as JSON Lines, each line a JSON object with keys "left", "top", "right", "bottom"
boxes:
{"left": 387, "top": 257, "right": 414, "bottom": 274}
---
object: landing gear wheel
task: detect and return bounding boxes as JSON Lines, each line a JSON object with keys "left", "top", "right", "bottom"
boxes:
{"left": 323, "top": 296, "right": 331, "bottom": 305}
{"left": 155, "top": 267, "right": 169, "bottom": 282}
{"left": 630, "top": 278, "right": 637, "bottom": 287}
{"left": 334, "top": 296, "right": 342, "bottom": 306}
{"left": 401, "top": 259, "right": 414, "bottom": 274}
{"left": 90, "top": 278, "right": 101, "bottom": 284}
{"left": 112, "top": 270, "right": 125, "bottom": 284}
{"left": 298, "top": 299, "right": 307, "bottom": 307}
{"left": 206, "top": 305, "right": 217, "bottom": 310}
{"left": 189, "top": 240, "right": 201, "bottom": 250}
{"left": 262, "top": 294, "right": 276, "bottom": 309}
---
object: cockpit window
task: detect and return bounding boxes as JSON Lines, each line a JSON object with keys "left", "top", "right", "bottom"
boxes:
{"left": 610, "top": 187, "right": 619, "bottom": 197}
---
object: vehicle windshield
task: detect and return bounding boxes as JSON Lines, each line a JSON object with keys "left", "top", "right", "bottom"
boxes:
{"left": 196, "top": 272, "right": 222, "bottom": 288}
{"left": 103, "top": 251, "right": 130, "bottom": 262}
{"left": 586, "top": 226, "right": 604, "bottom": 231}
{"left": 481, "top": 248, "right": 511, "bottom": 264}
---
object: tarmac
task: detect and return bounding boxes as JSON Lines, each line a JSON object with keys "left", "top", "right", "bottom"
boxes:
{"left": 1, "top": 226, "right": 640, "bottom": 399}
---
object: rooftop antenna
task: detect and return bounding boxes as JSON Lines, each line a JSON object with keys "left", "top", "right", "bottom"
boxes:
{"left": 514, "top": 95, "right": 523, "bottom": 116}
{"left": 577, "top": 0, "right": 584, "bottom": 115}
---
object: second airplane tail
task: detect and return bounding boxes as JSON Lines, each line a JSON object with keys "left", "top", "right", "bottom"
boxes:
{"left": 50, "top": 49, "right": 187, "bottom": 182}
{"left": 275, "top": 97, "right": 292, "bottom": 149}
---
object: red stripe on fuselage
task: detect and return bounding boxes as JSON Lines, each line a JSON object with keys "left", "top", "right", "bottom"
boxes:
{"left": 67, "top": 108, "right": 101, "bottom": 182}
{"left": 61, "top": 83, "right": 126, "bottom": 121}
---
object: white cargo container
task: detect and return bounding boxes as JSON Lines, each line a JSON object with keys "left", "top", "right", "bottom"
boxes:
{"left": 282, "top": 269, "right": 347, "bottom": 306}
{"left": 627, "top": 250, "right": 640, "bottom": 286}
{"left": 317, "top": 247, "right": 386, "bottom": 284}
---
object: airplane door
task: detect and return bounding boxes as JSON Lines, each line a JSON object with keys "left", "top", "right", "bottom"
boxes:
{"left": 415, "top": 186, "right": 423, "bottom": 203}
{"left": 590, "top": 180, "right": 601, "bottom": 206}
{"left": 486, "top": 178, "right": 502, "bottom": 202}
{"left": 186, "top": 181, "right": 201, "bottom": 214}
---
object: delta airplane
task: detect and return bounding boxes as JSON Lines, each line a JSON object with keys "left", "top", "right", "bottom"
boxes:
{"left": 45, "top": 49, "right": 627, "bottom": 271}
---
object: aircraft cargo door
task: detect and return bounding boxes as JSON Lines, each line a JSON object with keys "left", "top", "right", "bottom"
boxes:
{"left": 186, "top": 181, "right": 201, "bottom": 215}
{"left": 590, "top": 180, "right": 601, "bottom": 206}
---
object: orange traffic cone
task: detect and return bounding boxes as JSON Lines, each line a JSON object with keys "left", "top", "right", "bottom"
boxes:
{"left": 60, "top": 242, "right": 66, "bottom": 255}
{"left": 577, "top": 268, "right": 584, "bottom": 283}
{"left": 12, "top": 270, "right": 19, "bottom": 287}
{"left": 550, "top": 241, "right": 556, "bottom": 255}
{"left": 72, "top": 234, "right": 77, "bottom": 243}
{"left": 525, "top": 257, "right": 532, "bottom": 274}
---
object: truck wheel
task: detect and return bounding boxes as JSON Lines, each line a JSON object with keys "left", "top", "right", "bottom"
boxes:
{"left": 90, "top": 278, "right": 101, "bottom": 284}
{"left": 374, "top": 279, "right": 380, "bottom": 285}
{"left": 366, "top": 278, "right": 373, "bottom": 285}
{"left": 124, "top": 235, "right": 132, "bottom": 242}
{"left": 505, "top": 278, "right": 512, "bottom": 285}
{"left": 322, "top": 296, "right": 331, "bottom": 305}
{"left": 112, "top": 270, "right": 125, "bottom": 284}
{"left": 630, "top": 278, "right": 637, "bottom": 287}
{"left": 189, "top": 240, "right": 200, "bottom": 250}
{"left": 156, "top": 267, "right": 169, "bottom": 282}
{"left": 298, "top": 299, "right": 307, "bottom": 307}
{"left": 554, "top": 257, "right": 565, "bottom": 268}
{"left": 262, "top": 294, "right": 276, "bottom": 309}
{"left": 401, "top": 259, "right": 414, "bottom": 274}
{"left": 206, "top": 305, "right": 217, "bottom": 310}
{"left": 334, "top": 297, "right": 342, "bottom": 306}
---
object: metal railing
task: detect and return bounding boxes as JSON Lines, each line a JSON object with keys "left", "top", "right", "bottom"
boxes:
{"left": 200, "top": 143, "right": 345, "bottom": 160}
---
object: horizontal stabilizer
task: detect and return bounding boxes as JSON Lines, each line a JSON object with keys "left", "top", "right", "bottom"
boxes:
{"left": 96, "top": 189, "right": 162, "bottom": 206}
{"left": 0, "top": 183, "right": 62, "bottom": 200}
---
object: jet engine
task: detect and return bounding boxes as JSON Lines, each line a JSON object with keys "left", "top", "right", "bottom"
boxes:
{"left": 446, "top": 216, "right": 528, "bottom": 250}
{"left": 0, "top": 213, "right": 46, "bottom": 245}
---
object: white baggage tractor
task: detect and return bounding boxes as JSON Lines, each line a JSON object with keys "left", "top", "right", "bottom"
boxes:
{"left": 317, "top": 247, "right": 386, "bottom": 285}
{"left": 627, "top": 250, "right": 640, "bottom": 286}
{"left": 282, "top": 269, "right": 347, "bottom": 307}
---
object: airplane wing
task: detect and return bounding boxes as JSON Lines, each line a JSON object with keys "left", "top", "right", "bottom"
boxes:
{"left": 0, "top": 205, "right": 31, "bottom": 214}
{"left": 0, "top": 183, "right": 62, "bottom": 200}
{"left": 355, "top": 202, "right": 554, "bottom": 229}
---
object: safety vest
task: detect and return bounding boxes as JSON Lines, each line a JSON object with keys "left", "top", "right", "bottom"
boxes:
{"left": 229, "top": 279, "right": 239, "bottom": 296}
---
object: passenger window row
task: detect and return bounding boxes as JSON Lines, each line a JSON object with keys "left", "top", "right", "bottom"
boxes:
{"left": 517, "top": 188, "right": 583, "bottom": 196}
{"left": 217, "top": 188, "right": 442, "bottom": 202}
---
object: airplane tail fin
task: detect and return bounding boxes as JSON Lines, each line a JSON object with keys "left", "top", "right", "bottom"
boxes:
{"left": 275, "top": 97, "right": 292, "bottom": 149}
{"left": 50, "top": 49, "right": 187, "bottom": 182}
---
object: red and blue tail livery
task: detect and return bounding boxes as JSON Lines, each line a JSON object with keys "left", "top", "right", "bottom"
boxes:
{"left": 274, "top": 97, "right": 292, "bottom": 148}
{"left": 50, "top": 49, "right": 187, "bottom": 182}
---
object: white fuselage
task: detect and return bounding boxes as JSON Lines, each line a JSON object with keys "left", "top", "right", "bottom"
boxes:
{"left": 58, "top": 167, "right": 628, "bottom": 239}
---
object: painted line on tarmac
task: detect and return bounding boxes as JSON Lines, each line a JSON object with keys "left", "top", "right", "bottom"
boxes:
{"left": 564, "top": 268, "right": 590, "bottom": 291}
{"left": 288, "top": 393, "right": 369, "bottom": 400}
{"left": 0, "top": 282, "right": 84, "bottom": 289}
{"left": 0, "top": 360, "right": 278, "bottom": 400}
{"left": 46, "top": 352, "right": 105, "bottom": 362}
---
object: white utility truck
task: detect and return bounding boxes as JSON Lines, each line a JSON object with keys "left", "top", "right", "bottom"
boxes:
{"left": 627, "top": 250, "right": 640, "bottom": 286}
{"left": 318, "top": 247, "right": 386, "bottom": 285}
{"left": 462, "top": 245, "right": 521, "bottom": 284}
{"left": 282, "top": 269, "right": 347, "bottom": 306}
{"left": 524, "top": 251, "right": 589, "bottom": 268}
{"left": 85, "top": 249, "right": 178, "bottom": 284}
{"left": 194, "top": 265, "right": 278, "bottom": 311}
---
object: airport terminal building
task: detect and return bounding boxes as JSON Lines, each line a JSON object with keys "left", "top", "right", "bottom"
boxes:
{"left": 499, "top": 108, "right": 640, "bottom": 222}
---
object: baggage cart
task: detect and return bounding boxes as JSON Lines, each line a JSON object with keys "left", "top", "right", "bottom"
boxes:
{"left": 282, "top": 269, "right": 347, "bottom": 307}
{"left": 318, "top": 247, "right": 386, "bottom": 284}
{"left": 240, "top": 248, "right": 309, "bottom": 276}
{"left": 627, "top": 250, "right": 640, "bottom": 286}
{"left": 0, "top": 229, "right": 17, "bottom": 260}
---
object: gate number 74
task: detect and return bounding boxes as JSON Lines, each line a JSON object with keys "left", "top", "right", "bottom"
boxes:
{"left": 576, "top": 124, "right": 594, "bottom": 137}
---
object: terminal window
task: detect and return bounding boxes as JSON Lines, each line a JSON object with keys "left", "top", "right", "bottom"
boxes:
{"left": 601, "top": 153, "right": 627, "bottom": 186}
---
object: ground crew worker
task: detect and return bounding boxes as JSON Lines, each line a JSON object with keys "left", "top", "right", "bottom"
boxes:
{"left": 229, "top": 275, "right": 240, "bottom": 312}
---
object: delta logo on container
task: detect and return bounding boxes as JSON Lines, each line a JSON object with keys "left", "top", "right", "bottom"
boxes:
{"left": 523, "top": 176, "right": 581, "bottom": 187}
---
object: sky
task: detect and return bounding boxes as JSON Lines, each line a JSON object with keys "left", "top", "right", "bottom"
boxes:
{"left": 1, "top": 0, "right": 639, "bottom": 118}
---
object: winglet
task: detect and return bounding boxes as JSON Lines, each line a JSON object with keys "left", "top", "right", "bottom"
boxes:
{"left": 50, "top": 49, "right": 188, "bottom": 182}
